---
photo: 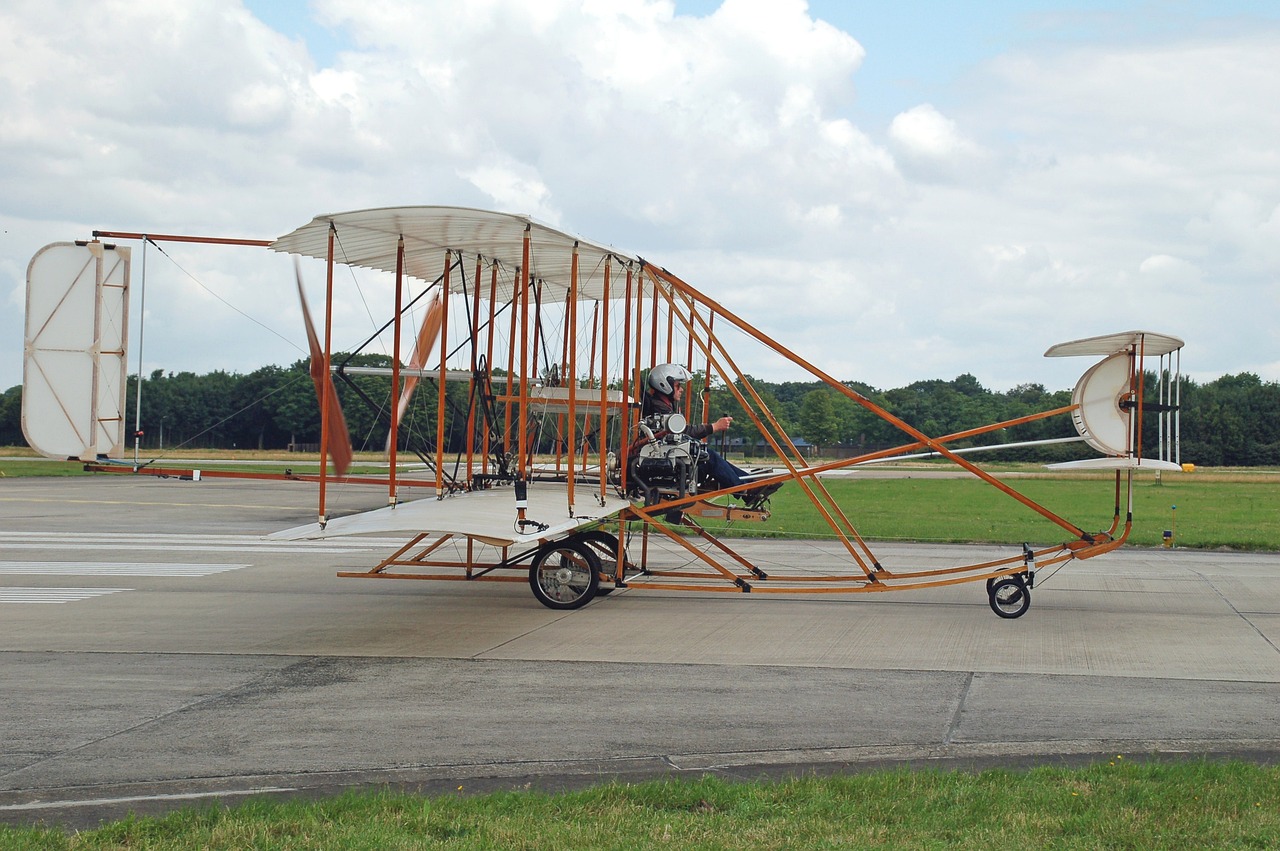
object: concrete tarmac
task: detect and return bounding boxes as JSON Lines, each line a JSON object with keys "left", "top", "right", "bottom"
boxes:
{"left": 2, "top": 475, "right": 1279, "bottom": 830}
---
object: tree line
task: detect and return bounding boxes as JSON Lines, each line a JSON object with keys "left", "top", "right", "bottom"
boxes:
{"left": 757, "top": 371, "right": 1280, "bottom": 466}
{"left": 2, "top": 361, "right": 1277, "bottom": 467}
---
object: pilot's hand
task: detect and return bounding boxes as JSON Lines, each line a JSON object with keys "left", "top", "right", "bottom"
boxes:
{"left": 712, "top": 415, "right": 733, "bottom": 433}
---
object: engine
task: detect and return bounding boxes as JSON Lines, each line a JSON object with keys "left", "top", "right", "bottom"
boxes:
{"left": 628, "top": 413, "right": 708, "bottom": 508}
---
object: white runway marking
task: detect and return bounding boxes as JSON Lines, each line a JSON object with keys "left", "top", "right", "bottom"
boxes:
{"left": 0, "top": 530, "right": 412, "bottom": 605}
{"left": 0, "top": 530, "right": 406, "bottom": 554}
{"left": 0, "top": 562, "right": 250, "bottom": 577}
{"left": 0, "top": 587, "right": 129, "bottom": 604}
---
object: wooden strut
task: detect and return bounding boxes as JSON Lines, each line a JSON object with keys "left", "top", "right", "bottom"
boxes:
{"left": 647, "top": 265, "right": 1100, "bottom": 544}
{"left": 91, "top": 231, "right": 273, "bottom": 248}
{"left": 325, "top": 494, "right": 1110, "bottom": 594}
{"left": 111, "top": 221, "right": 1142, "bottom": 599}
{"left": 660, "top": 277, "right": 880, "bottom": 573}
{"left": 80, "top": 217, "right": 1156, "bottom": 609}
{"left": 465, "top": 255, "right": 484, "bottom": 479}
{"left": 567, "top": 243, "right": 579, "bottom": 509}
{"left": 598, "top": 259, "right": 611, "bottom": 506}
{"left": 436, "top": 253, "right": 452, "bottom": 496}
{"left": 603, "top": 515, "right": 1081, "bottom": 594}
{"left": 518, "top": 228, "right": 531, "bottom": 479}
{"left": 557, "top": 264, "right": 1136, "bottom": 594}
{"left": 389, "top": 237, "right": 404, "bottom": 506}
{"left": 318, "top": 225, "right": 335, "bottom": 525}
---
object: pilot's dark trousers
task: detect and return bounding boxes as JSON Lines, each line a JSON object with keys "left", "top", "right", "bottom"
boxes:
{"left": 703, "top": 447, "right": 750, "bottom": 491}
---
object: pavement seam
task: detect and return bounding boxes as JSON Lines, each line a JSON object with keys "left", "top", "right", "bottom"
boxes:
{"left": 1189, "top": 568, "right": 1280, "bottom": 658}
{"left": 942, "top": 671, "right": 974, "bottom": 746}
{"left": 471, "top": 611, "right": 582, "bottom": 658}
{"left": 0, "top": 657, "right": 302, "bottom": 784}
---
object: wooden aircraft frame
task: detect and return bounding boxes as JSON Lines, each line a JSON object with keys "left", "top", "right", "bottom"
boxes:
{"left": 34, "top": 206, "right": 1186, "bottom": 618}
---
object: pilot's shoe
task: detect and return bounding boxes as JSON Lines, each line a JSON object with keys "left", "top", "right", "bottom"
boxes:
{"left": 740, "top": 481, "right": 783, "bottom": 509}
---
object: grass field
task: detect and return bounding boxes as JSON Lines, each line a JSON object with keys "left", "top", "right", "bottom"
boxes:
{"left": 0, "top": 448, "right": 404, "bottom": 479}
{"left": 2, "top": 760, "right": 1277, "bottom": 849}
{"left": 3, "top": 449, "right": 1278, "bottom": 550}
{"left": 728, "top": 472, "right": 1280, "bottom": 550}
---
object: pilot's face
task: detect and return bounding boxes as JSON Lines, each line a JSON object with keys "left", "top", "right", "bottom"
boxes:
{"left": 671, "top": 381, "right": 685, "bottom": 399}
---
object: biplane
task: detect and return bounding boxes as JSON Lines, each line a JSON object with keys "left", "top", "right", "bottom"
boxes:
{"left": 22, "top": 206, "right": 1186, "bottom": 618}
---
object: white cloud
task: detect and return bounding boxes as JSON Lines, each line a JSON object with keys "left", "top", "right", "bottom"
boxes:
{"left": 461, "top": 161, "right": 559, "bottom": 223}
{"left": 1138, "top": 254, "right": 1201, "bottom": 286}
{"left": 1, "top": 0, "right": 1278, "bottom": 398}
{"left": 888, "top": 103, "right": 983, "bottom": 178}
{"left": 867, "top": 30, "right": 1280, "bottom": 386}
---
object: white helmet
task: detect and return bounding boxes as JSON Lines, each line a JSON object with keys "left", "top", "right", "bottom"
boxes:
{"left": 647, "top": 363, "right": 691, "bottom": 395}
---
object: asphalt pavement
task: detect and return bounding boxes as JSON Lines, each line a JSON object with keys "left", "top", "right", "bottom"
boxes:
{"left": 2, "top": 474, "right": 1278, "bottom": 830}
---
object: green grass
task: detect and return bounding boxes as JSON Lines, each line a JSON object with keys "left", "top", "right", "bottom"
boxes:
{"left": 0, "top": 459, "right": 93, "bottom": 477}
{"left": 3, "top": 760, "right": 1278, "bottom": 849}
{"left": 0, "top": 451, "right": 400, "bottom": 480}
{"left": 4, "top": 450, "right": 1279, "bottom": 550}
{"left": 714, "top": 473, "right": 1280, "bottom": 550}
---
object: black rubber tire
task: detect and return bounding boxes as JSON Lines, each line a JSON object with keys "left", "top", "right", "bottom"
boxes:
{"left": 529, "top": 540, "right": 600, "bottom": 610}
{"left": 989, "top": 575, "right": 1031, "bottom": 619}
{"left": 578, "top": 530, "right": 626, "bottom": 587}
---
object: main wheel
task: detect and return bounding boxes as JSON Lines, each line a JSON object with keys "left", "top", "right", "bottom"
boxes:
{"left": 578, "top": 530, "right": 625, "bottom": 594}
{"left": 530, "top": 541, "right": 600, "bottom": 610}
{"left": 989, "top": 576, "right": 1031, "bottom": 619}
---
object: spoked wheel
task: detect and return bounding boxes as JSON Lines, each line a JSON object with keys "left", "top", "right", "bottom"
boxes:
{"left": 989, "top": 575, "right": 1031, "bottom": 619}
{"left": 578, "top": 531, "right": 626, "bottom": 595}
{"left": 529, "top": 541, "right": 600, "bottom": 610}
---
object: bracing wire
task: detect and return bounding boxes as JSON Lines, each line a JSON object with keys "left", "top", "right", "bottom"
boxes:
{"left": 332, "top": 229, "right": 390, "bottom": 358}
{"left": 136, "top": 370, "right": 313, "bottom": 462}
{"left": 146, "top": 240, "right": 305, "bottom": 355}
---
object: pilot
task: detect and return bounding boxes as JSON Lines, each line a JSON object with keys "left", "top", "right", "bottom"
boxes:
{"left": 641, "top": 363, "right": 782, "bottom": 506}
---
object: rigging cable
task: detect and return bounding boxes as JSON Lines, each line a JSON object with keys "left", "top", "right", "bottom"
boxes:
{"left": 144, "top": 240, "right": 305, "bottom": 354}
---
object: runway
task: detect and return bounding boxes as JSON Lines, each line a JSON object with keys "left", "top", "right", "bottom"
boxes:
{"left": 2, "top": 475, "right": 1278, "bottom": 829}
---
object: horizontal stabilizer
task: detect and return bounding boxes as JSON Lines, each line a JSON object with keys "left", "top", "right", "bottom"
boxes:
{"left": 1053, "top": 330, "right": 1186, "bottom": 469}
{"left": 1046, "top": 457, "right": 1184, "bottom": 472}
{"left": 1045, "top": 330, "right": 1183, "bottom": 358}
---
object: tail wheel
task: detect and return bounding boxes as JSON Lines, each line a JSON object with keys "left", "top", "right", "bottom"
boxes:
{"left": 529, "top": 541, "right": 600, "bottom": 610}
{"left": 989, "top": 575, "right": 1031, "bottom": 619}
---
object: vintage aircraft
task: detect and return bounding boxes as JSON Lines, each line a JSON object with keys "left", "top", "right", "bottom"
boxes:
{"left": 22, "top": 206, "right": 1186, "bottom": 617}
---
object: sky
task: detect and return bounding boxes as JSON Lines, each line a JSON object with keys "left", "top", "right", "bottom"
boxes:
{"left": 3, "top": 0, "right": 1278, "bottom": 397}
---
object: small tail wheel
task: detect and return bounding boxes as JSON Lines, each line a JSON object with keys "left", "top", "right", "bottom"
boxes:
{"left": 578, "top": 531, "right": 625, "bottom": 595}
{"left": 989, "top": 575, "right": 1031, "bottom": 619}
{"left": 530, "top": 540, "right": 600, "bottom": 609}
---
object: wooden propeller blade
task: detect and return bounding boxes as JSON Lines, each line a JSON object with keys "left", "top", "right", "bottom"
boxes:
{"left": 295, "top": 262, "right": 353, "bottom": 476}
{"left": 385, "top": 291, "right": 444, "bottom": 453}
